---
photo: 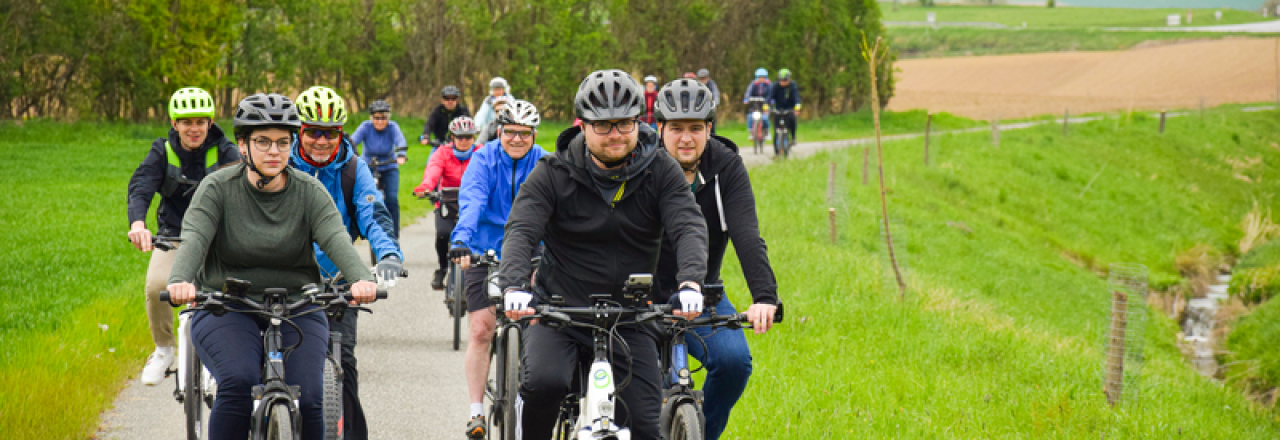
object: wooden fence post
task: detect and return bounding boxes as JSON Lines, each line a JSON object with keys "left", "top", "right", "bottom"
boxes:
{"left": 827, "top": 162, "right": 836, "bottom": 206}
{"left": 1159, "top": 109, "right": 1167, "bottom": 134}
{"left": 991, "top": 118, "right": 1000, "bottom": 148}
{"left": 1063, "top": 109, "right": 1069, "bottom": 136}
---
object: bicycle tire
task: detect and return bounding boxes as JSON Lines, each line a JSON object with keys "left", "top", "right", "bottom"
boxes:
{"left": 183, "top": 349, "right": 205, "bottom": 440}
{"left": 265, "top": 402, "right": 294, "bottom": 440}
{"left": 450, "top": 263, "right": 463, "bottom": 351}
{"left": 669, "top": 402, "right": 704, "bottom": 440}
{"left": 502, "top": 326, "right": 521, "bottom": 440}
{"left": 779, "top": 130, "right": 790, "bottom": 159}
{"left": 322, "top": 356, "right": 343, "bottom": 440}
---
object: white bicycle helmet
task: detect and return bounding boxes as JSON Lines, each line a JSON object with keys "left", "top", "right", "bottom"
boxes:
{"left": 497, "top": 100, "right": 540, "bottom": 128}
{"left": 448, "top": 116, "right": 479, "bottom": 136}
{"left": 489, "top": 77, "right": 509, "bottom": 89}
{"left": 644, "top": 75, "right": 657, "bottom": 83}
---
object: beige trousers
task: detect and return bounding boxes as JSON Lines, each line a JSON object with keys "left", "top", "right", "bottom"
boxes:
{"left": 144, "top": 247, "right": 177, "bottom": 348}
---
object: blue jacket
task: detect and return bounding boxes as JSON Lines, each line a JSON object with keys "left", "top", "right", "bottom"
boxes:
{"left": 351, "top": 120, "right": 407, "bottom": 172}
{"left": 289, "top": 137, "right": 403, "bottom": 278}
{"left": 450, "top": 138, "right": 548, "bottom": 257}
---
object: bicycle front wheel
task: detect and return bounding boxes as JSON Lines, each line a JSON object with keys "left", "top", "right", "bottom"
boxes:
{"left": 322, "top": 354, "right": 343, "bottom": 440}
{"left": 501, "top": 326, "right": 522, "bottom": 440}
{"left": 183, "top": 351, "right": 205, "bottom": 440}
{"left": 449, "top": 263, "right": 464, "bottom": 351}
{"left": 265, "top": 402, "right": 295, "bottom": 440}
{"left": 669, "top": 402, "right": 704, "bottom": 440}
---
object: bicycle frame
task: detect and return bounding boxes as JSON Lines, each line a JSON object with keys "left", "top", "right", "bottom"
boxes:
{"left": 249, "top": 288, "right": 303, "bottom": 440}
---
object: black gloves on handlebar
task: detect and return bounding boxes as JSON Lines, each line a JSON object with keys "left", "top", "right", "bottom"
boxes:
{"left": 376, "top": 255, "right": 402, "bottom": 282}
{"left": 449, "top": 245, "right": 472, "bottom": 260}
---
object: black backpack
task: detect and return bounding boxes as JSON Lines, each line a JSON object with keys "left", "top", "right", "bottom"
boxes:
{"left": 341, "top": 159, "right": 399, "bottom": 240}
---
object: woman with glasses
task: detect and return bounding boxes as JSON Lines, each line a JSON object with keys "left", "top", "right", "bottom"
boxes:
{"left": 350, "top": 98, "right": 409, "bottom": 237}
{"left": 413, "top": 116, "right": 483, "bottom": 290}
{"left": 166, "top": 93, "right": 379, "bottom": 440}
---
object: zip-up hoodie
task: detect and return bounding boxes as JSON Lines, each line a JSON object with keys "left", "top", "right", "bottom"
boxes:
{"left": 127, "top": 123, "right": 240, "bottom": 236}
{"left": 414, "top": 141, "right": 484, "bottom": 209}
{"left": 288, "top": 137, "right": 403, "bottom": 278}
{"left": 450, "top": 138, "right": 547, "bottom": 257}
{"left": 498, "top": 126, "right": 707, "bottom": 307}
{"left": 654, "top": 135, "right": 779, "bottom": 305}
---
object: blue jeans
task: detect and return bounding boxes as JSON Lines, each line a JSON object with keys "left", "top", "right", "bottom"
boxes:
{"left": 745, "top": 114, "right": 770, "bottom": 139}
{"left": 686, "top": 297, "right": 753, "bottom": 440}
{"left": 376, "top": 167, "right": 401, "bottom": 237}
{"left": 192, "top": 307, "right": 329, "bottom": 440}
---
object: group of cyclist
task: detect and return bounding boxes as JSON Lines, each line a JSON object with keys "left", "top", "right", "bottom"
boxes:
{"left": 127, "top": 67, "right": 785, "bottom": 440}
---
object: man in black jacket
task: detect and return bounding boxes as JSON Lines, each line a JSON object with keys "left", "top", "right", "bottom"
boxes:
{"left": 769, "top": 69, "right": 801, "bottom": 153}
{"left": 421, "top": 85, "right": 471, "bottom": 147}
{"left": 498, "top": 69, "right": 709, "bottom": 440}
{"left": 653, "top": 79, "right": 781, "bottom": 440}
{"left": 126, "top": 87, "right": 241, "bottom": 386}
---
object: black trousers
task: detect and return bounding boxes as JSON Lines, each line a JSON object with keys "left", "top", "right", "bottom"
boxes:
{"left": 434, "top": 211, "right": 457, "bottom": 270}
{"left": 328, "top": 312, "right": 366, "bottom": 440}
{"left": 519, "top": 323, "right": 662, "bottom": 440}
{"left": 773, "top": 112, "right": 798, "bottom": 150}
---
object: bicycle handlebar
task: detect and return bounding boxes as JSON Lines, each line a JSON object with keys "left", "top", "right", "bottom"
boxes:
{"left": 159, "top": 286, "right": 388, "bottom": 308}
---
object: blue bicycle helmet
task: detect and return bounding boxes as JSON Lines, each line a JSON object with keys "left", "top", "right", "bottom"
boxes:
{"left": 754, "top": 68, "right": 768, "bottom": 78}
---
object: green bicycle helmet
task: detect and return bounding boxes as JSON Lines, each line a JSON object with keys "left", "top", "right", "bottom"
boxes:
{"left": 295, "top": 86, "right": 348, "bottom": 127}
{"left": 168, "top": 87, "right": 216, "bottom": 120}
{"left": 778, "top": 69, "right": 792, "bottom": 80}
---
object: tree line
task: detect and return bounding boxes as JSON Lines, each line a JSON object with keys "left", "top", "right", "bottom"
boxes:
{"left": 2, "top": 0, "right": 895, "bottom": 121}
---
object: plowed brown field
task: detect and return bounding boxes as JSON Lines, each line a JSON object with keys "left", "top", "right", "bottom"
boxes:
{"left": 888, "top": 38, "right": 1280, "bottom": 120}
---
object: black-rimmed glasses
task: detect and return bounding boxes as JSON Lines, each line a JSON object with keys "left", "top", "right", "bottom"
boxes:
{"left": 587, "top": 119, "right": 638, "bottom": 135}
{"left": 501, "top": 129, "right": 534, "bottom": 140}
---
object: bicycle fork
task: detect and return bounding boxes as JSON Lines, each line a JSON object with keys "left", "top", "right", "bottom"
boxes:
{"left": 577, "top": 332, "right": 630, "bottom": 440}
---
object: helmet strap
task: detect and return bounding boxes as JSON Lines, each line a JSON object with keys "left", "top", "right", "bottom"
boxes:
{"left": 245, "top": 151, "right": 279, "bottom": 190}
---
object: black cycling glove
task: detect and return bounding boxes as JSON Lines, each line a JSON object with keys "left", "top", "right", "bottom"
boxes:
{"left": 449, "top": 244, "right": 472, "bottom": 260}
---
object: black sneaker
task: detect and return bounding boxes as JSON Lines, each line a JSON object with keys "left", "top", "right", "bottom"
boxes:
{"left": 432, "top": 269, "right": 446, "bottom": 290}
{"left": 466, "top": 415, "right": 487, "bottom": 439}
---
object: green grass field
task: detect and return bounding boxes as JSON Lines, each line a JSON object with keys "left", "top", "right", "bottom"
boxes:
{"left": 882, "top": 3, "right": 1277, "bottom": 58}
{"left": 709, "top": 106, "right": 1280, "bottom": 437}
{"left": 882, "top": 4, "right": 1269, "bottom": 28}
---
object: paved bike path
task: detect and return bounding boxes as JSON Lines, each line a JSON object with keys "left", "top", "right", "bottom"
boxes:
{"left": 96, "top": 216, "right": 470, "bottom": 439}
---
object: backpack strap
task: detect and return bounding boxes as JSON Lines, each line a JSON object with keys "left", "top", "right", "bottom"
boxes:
{"left": 342, "top": 159, "right": 360, "bottom": 240}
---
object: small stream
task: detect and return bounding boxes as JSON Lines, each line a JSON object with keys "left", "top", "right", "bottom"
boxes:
{"left": 1182, "top": 273, "right": 1231, "bottom": 378}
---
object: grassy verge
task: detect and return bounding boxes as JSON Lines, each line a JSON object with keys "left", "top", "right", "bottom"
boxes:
{"left": 709, "top": 106, "right": 1280, "bottom": 437}
{"left": 889, "top": 27, "right": 1276, "bottom": 58}
{"left": 880, "top": 4, "right": 1269, "bottom": 28}
{"left": 715, "top": 109, "right": 982, "bottom": 152}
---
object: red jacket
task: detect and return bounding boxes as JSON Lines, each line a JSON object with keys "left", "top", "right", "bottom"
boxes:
{"left": 414, "top": 142, "right": 481, "bottom": 207}
{"left": 643, "top": 90, "right": 658, "bottom": 124}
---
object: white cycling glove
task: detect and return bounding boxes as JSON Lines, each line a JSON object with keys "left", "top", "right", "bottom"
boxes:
{"left": 504, "top": 289, "right": 533, "bottom": 311}
{"left": 677, "top": 289, "right": 704, "bottom": 314}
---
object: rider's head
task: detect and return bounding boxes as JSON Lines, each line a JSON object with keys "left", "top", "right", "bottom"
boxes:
{"left": 643, "top": 76, "right": 657, "bottom": 92}
{"left": 441, "top": 85, "right": 461, "bottom": 110}
{"left": 696, "top": 68, "right": 711, "bottom": 84}
{"left": 778, "top": 68, "right": 792, "bottom": 86}
{"left": 492, "top": 95, "right": 512, "bottom": 116}
{"left": 575, "top": 69, "right": 644, "bottom": 169}
{"left": 655, "top": 79, "right": 716, "bottom": 171}
{"left": 497, "top": 100, "right": 540, "bottom": 160}
{"left": 489, "top": 77, "right": 509, "bottom": 98}
{"left": 168, "top": 87, "right": 216, "bottom": 150}
{"left": 754, "top": 68, "right": 768, "bottom": 81}
{"left": 369, "top": 100, "right": 392, "bottom": 131}
{"left": 294, "top": 86, "right": 348, "bottom": 164}
{"left": 447, "top": 116, "right": 478, "bottom": 152}
{"left": 232, "top": 93, "right": 301, "bottom": 188}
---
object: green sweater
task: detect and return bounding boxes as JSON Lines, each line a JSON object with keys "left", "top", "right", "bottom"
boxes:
{"left": 170, "top": 164, "right": 373, "bottom": 301}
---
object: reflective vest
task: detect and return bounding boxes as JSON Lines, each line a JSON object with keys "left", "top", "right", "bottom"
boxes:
{"left": 159, "top": 140, "right": 219, "bottom": 198}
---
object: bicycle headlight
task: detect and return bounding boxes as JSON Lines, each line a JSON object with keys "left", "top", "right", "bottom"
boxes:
{"left": 598, "top": 400, "right": 614, "bottom": 418}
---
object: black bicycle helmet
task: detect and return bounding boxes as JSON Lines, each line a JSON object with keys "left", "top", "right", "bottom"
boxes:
{"left": 369, "top": 100, "right": 391, "bottom": 113}
{"left": 574, "top": 69, "right": 644, "bottom": 121}
{"left": 233, "top": 93, "right": 301, "bottom": 131}
{"left": 655, "top": 79, "right": 716, "bottom": 122}
{"left": 441, "top": 85, "right": 461, "bottom": 98}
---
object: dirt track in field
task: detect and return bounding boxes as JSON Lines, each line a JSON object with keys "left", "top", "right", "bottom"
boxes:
{"left": 888, "top": 38, "right": 1280, "bottom": 119}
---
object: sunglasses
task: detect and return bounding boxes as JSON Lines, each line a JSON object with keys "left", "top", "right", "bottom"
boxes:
{"left": 371, "top": 116, "right": 389, "bottom": 121}
{"left": 453, "top": 135, "right": 475, "bottom": 141}
{"left": 303, "top": 128, "right": 342, "bottom": 140}
{"left": 443, "top": 96, "right": 459, "bottom": 101}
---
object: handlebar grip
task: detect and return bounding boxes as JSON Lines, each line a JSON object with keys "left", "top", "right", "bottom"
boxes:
{"left": 376, "top": 289, "right": 388, "bottom": 300}
{"left": 160, "top": 291, "right": 171, "bottom": 305}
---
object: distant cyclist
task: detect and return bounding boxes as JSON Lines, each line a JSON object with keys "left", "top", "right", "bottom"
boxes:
{"left": 653, "top": 79, "right": 780, "bottom": 440}
{"left": 414, "top": 116, "right": 483, "bottom": 291}
{"left": 422, "top": 85, "right": 471, "bottom": 148}
{"left": 127, "top": 87, "right": 241, "bottom": 386}
{"left": 351, "top": 99, "right": 408, "bottom": 237}
{"left": 168, "top": 92, "right": 377, "bottom": 440}
{"left": 768, "top": 68, "right": 801, "bottom": 152}
{"left": 292, "top": 86, "right": 404, "bottom": 440}
{"left": 448, "top": 101, "right": 548, "bottom": 438}
{"left": 473, "top": 77, "right": 514, "bottom": 136}
{"left": 498, "top": 70, "right": 709, "bottom": 440}
{"left": 742, "top": 68, "right": 772, "bottom": 141}
{"left": 474, "top": 95, "right": 512, "bottom": 146}
{"left": 642, "top": 75, "right": 659, "bottom": 130}
{"left": 696, "top": 68, "right": 721, "bottom": 133}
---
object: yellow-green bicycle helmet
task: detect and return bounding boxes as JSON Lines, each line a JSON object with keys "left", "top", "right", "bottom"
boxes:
{"left": 168, "top": 87, "right": 216, "bottom": 120}
{"left": 295, "top": 86, "right": 348, "bottom": 127}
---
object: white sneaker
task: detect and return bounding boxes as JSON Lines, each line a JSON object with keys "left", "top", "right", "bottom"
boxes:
{"left": 141, "top": 347, "right": 175, "bottom": 386}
